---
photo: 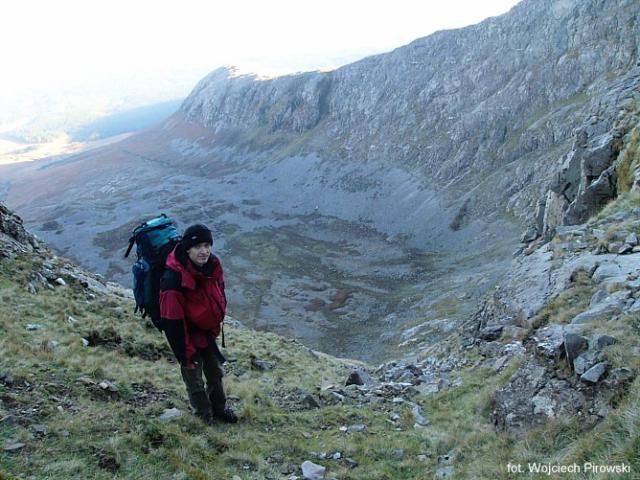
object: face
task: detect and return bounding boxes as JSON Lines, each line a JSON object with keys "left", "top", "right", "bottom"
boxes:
{"left": 187, "top": 242, "right": 212, "bottom": 267}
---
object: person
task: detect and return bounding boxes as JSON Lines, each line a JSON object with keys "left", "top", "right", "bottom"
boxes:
{"left": 159, "top": 223, "right": 237, "bottom": 424}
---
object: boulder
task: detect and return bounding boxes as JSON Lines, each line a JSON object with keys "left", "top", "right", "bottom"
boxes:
{"left": 625, "top": 232, "right": 638, "bottom": 246}
{"left": 3, "top": 442, "right": 25, "bottom": 453}
{"left": 411, "top": 404, "right": 430, "bottom": 427}
{"left": 436, "top": 466, "right": 455, "bottom": 479}
{"left": 478, "top": 325, "right": 503, "bottom": 341}
{"left": 479, "top": 341, "right": 502, "bottom": 358}
{"left": 595, "top": 335, "right": 617, "bottom": 349}
{"left": 580, "top": 362, "right": 608, "bottom": 383}
{"left": 302, "top": 394, "right": 321, "bottom": 409}
{"left": 345, "top": 369, "right": 373, "bottom": 386}
{"left": 347, "top": 424, "right": 366, "bottom": 433}
{"left": 564, "top": 333, "right": 589, "bottom": 368}
{"left": 573, "top": 351, "right": 599, "bottom": 375}
{"left": 301, "top": 460, "right": 326, "bottom": 480}
{"left": 158, "top": 408, "right": 182, "bottom": 422}
{"left": 520, "top": 227, "right": 538, "bottom": 243}
{"left": 618, "top": 244, "right": 633, "bottom": 254}
{"left": 250, "top": 355, "right": 274, "bottom": 371}
{"left": 571, "top": 290, "right": 629, "bottom": 324}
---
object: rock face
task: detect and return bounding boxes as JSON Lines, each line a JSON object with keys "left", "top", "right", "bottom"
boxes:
{"left": 491, "top": 361, "right": 586, "bottom": 433}
{"left": 0, "top": 203, "right": 40, "bottom": 255}
{"left": 181, "top": 0, "right": 640, "bottom": 226}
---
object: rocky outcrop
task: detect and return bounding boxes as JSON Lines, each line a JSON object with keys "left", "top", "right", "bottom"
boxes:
{"left": 540, "top": 84, "right": 640, "bottom": 239}
{"left": 0, "top": 203, "right": 40, "bottom": 255}
{"left": 475, "top": 202, "right": 640, "bottom": 432}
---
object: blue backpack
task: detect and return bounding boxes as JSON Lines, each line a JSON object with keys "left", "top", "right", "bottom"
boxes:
{"left": 124, "top": 214, "right": 181, "bottom": 330}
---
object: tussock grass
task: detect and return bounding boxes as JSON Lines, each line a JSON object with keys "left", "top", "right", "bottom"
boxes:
{"left": 616, "top": 127, "right": 640, "bottom": 194}
{"left": 1, "top": 234, "right": 639, "bottom": 479}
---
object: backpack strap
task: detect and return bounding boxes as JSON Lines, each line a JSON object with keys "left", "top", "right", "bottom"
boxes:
{"left": 124, "top": 235, "right": 136, "bottom": 258}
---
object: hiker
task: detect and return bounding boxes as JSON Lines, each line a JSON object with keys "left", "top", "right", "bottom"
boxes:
{"left": 159, "top": 223, "right": 238, "bottom": 424}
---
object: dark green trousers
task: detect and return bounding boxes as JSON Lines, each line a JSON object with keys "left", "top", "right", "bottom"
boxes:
{"left": 180, "top": 345, "right": 226, "bottom": 419}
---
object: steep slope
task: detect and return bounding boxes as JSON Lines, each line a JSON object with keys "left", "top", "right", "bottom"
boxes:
{"left": 1, "top": 0, "right": 639, "bottom": 362}
{"left": 1, "top": 188, "right": 638, "bottom": 478}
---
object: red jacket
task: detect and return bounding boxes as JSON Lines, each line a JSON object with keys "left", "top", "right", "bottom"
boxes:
{"left": 159, "top": 244, "right": 226, "bottom": 366}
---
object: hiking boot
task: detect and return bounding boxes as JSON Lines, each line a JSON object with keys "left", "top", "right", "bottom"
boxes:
{"left": 214, "top": 406, "right": 238, "bottom": 424}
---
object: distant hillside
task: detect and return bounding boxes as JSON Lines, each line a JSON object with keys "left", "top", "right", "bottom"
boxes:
{"left": 71, "top": 99, "right": 182, "bottom": 141}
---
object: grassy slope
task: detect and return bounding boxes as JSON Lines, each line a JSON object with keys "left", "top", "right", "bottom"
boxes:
{"left": 1, "top": 210, "right": 639, "bottom": 479}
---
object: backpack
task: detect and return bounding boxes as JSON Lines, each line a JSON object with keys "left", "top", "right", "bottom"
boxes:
{"left": 124, "top": 214, "right": 181, "bottom": 330}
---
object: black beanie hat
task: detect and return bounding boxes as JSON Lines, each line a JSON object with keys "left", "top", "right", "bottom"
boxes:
{"left": 182, "top": 224, "right": 213, "bottom": 251}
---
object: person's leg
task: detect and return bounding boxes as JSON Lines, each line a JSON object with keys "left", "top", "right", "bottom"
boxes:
{"left": 180, "top": 350, "right": 212, "bottom": 421}
{"left": 200, "top": 344, "right": 226, "bottom": 416}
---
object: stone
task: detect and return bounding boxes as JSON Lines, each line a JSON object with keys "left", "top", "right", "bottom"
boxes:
{"left": 479, "top": 341, "right": 502, "bottom": 358}
{"left": 0, "top": 415, "right": 18, "bottom": 425}
{"left": 436, "top": 466, "right": 455, "bottom": 479}
{"left": 301, "top": 460, "right": 326, "bottom": 480}
{"left": 478, "top": 325, "right": 503, "bottom": 341}
{"left": 250, "top": 355, "right": 274, "bottom": 371}
{"left": 608, "top": 242, "right": 623, "bottom": 253}
{"left": 573, "top": 351, "right": 599, "bottom": 375}
{"left": 3, "top": 442, "right": 25, "bottom": 453}
{"left": 580, "top": 362, "right": 608, "bottom": 383}
{"left": 564, "top": 333, "right": 588, "bottom": 368}
{"left": 501, "top": 326, "right": 526, "bottom": 340}
{"left": 26, "top": 324, "right": 44, "bottom": 331}
{"left": 345, "top": 369, "right": 373, "bottom": 386}
{"left": 81, "top": 338, "right": 90, "bottom": 347}
{"left": 302, "top": 394, "right": 321, "bottom": 409}
{"left": 392, "top": 448, "right": 405, "bottom": 459}
{"left": 343, "top": 458, "right": 358, "bottom": 469}
{"left": 415, "top": 382, "right": 440, "bottom": 395}
{"left": 595, "top": 335, "right": 617, "bottom": 349}
{"left": 417, "top": 455, "right": 428, "bottom": 462}
{"left": 625, "top": 232, "right": 638, "bottom": 246}
{"left": 55, "top": 277, "right": 67, "bottom": 286}
{"left": 99, "top": 381, "right": 119, "bottom": 392}
{"left": 438, "top": 451, "right": 455, "bottom": 465}
{"left": 533, "top": 325, "right": 566, "bottom": 360}
{"left": 158, "top": 408, "right": 182, "bottom": 422}
{"left": 68, "top": 316, "right": 78, "bottom": 325}
{"left": 571, "top": 290, "right": 629, "bottom": 324}
{"left": 520, "top": 227, "right": 538, "bottom": 243}
{"left": 411, "top": 404, "right": 430, "bottom": 427}
{"left": 493, "top": 355, "right": 511, "bottom": 371}
{"left": 347, "top": 424, "right": 366, "bottom": 433}
{"left": 618, "top": 244, "right": 633, "bottom": 254}
{"left": 589, "top": 289, "right": 608, "bottom": 308}
{"left": 32, "top": 425, "right": 47, "bottom": 436}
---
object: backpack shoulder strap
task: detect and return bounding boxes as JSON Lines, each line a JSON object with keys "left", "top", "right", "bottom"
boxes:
{"left": 124, "top": 235, "right": 136, "bottom": 258}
